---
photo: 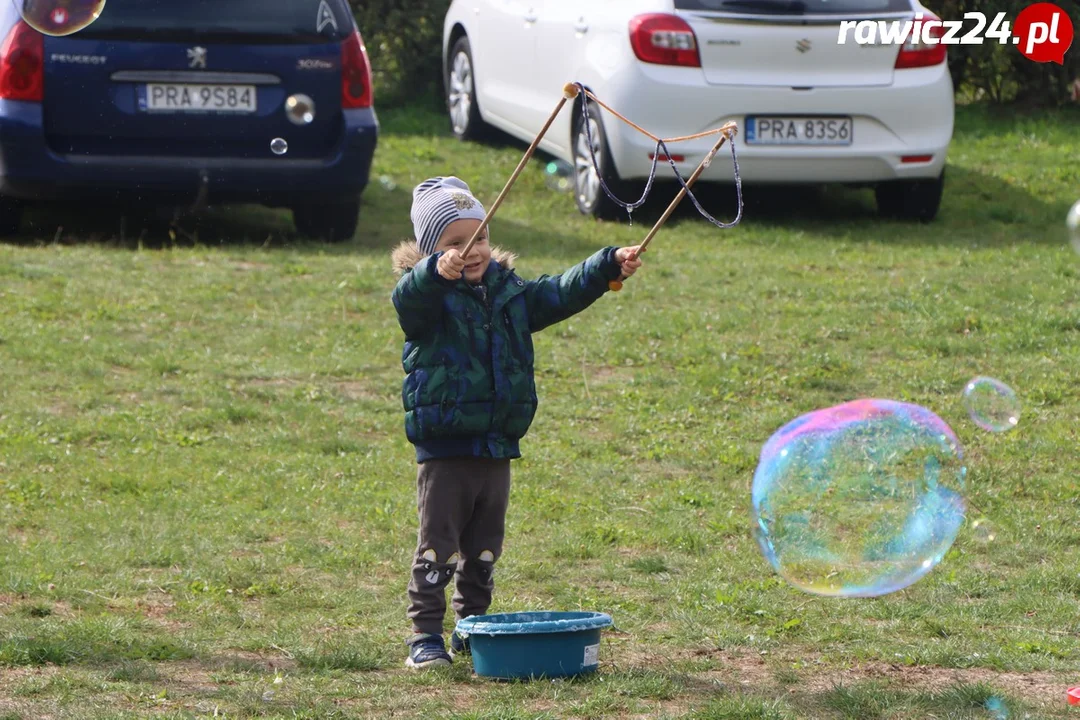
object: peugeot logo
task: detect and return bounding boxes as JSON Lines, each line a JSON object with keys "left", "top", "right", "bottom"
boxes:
{"left": 796, "top": 38, "right": 811, "bottom": 53}
{"left": 187, "top": 46, "right": 207, "bottom": 69}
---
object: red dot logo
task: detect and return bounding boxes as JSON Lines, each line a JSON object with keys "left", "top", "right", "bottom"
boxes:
{"left": 1013, "top": 2, "right": 1074, "bottom": 64}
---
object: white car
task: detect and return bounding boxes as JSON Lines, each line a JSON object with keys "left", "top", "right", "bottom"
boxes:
{"left": 442, "top": 0, "right": 953, "bottom": 222}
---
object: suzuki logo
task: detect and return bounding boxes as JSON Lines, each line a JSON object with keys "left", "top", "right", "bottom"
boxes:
{"left": 796, "top": 38, "right": 811, "bottom": 53}
{"left": 187, "top": 46, "right": 207, "bottom": 69}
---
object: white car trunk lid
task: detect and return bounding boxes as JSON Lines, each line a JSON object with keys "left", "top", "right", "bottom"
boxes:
{"left": 675, "top": 0, "right": 915, "bottom": 87}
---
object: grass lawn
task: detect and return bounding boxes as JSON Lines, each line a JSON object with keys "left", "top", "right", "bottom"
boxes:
{"left": 1, "top": 99, "right": 1079, "bottom": 719}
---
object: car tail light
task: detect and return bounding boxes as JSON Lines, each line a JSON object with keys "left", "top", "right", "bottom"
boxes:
{"left": 895, "top": 15, "right": 947, "bottom": 69}
{"left": 629, "top": 14, "right": 701, "bottom": 68}
{"left": 0, "top": 20, "right": 44, "bottom": 102}
{"left": 341, "top": 29, "right": 373, "bottom": 108}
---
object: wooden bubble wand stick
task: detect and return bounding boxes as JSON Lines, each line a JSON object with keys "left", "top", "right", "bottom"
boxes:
{"left": 459, "top": 83, "right": 580, "bottom": 259}
{"left": 609, "top": 120, "right": 738, "bottom": 292}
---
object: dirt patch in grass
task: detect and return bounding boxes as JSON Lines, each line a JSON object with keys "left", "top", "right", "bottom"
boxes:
{"left": 133, "top": 596, "right": 189, "bottom": 631}
{"left": 0, "top": 696, "right": 58, "bottom": 720}
{"left": 230, "top": 261, "right": 271, "bottom": 272}
{"left": 587, "top": 365, "right": 636, "bottom": 386}
{"left": 797, "top": 661, "right": 1071, "bottom": 703}
{"left": 236, "top": 377, "right": 383, "bottom": 402}
{"left": 0, "top": 664, "right": 65, "bottom": 685}
{"left": 686, "top": 650, "right": 774, "bottom": 691}
{"left": 330, "top": 678, "right": 445, "bottom": 716}
{"left": 0, "top": 595, "right": 76, "bottom": 619}
{"left": 229, "top": 548, "right": 262, "bottom": 559}
{"left": 3, "top": 530, "right": 29, "bottom": 545}
{"left": 611, "top": 644, "right": 1071, "bottom": 707}
{"left": 0, "top": 593, "right": 25, "bottom": 607}
{"left": 335, "top": 381, "right": 385, "bottom": 402}
{"left": 442, "top": 683, "right": 488, "bottom": 713}
{"left": 157, "top": 660, "right": 219, "bottom": 694}
{"left": 211, "top": 649, "right": 298, "bottom": 674}
{"left": 243, "top": 377, "right": 297, "bottom": 388}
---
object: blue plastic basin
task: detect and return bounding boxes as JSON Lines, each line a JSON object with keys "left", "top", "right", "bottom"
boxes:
{"left": 455, "top": 611, "right": 613, "bottom": 680}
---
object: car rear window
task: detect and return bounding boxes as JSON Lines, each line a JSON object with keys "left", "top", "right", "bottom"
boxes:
{"left": 674, "top": 0, "right": 911, "bottom": 14}
{"left": 76, "top": 0, "right": 353, "bottom": 42}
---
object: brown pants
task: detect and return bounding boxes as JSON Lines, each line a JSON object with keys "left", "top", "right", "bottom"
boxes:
{"left": 407, "top": 457, "right": 511, "bottom": 636}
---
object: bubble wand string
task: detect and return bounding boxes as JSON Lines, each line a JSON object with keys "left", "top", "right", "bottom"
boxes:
{"left": 573, "top": 82, "right": 743, "bottom": 232}
{"left": 607, "top": 122, "right": 738, "bottom": 292}
{"left": 574, "top": 84, "right": 743, "bottom": 291}
{"left": 460, "top": 82, "right": 744, "bottom": 271}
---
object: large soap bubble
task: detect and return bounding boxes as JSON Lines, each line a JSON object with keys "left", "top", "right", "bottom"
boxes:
{"left": 13, "top": 0, "right": 106, "bottom": 37}
{"left": 752, "top": 399, "right": 967, "bottom": 598}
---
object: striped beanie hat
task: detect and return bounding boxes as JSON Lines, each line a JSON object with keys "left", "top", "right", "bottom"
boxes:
{"left": 411, "top": 176, "right": 488, "bottom": 256}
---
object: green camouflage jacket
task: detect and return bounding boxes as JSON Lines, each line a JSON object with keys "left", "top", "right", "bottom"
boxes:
{"left": 391, "top": 241, "right": 623, "bottom": 462}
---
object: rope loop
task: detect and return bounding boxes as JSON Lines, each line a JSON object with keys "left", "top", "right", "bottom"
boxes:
{"left": 572, "top": 82, "right": 743, "bottom": 229}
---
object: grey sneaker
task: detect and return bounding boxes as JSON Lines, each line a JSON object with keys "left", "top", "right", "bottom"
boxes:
{"left": 405, "top": 634, "right": 451, "bottom": 669}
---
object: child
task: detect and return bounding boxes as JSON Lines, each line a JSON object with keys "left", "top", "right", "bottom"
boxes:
{"left": 391, "top": 176, "right": 643, "bottom": 669}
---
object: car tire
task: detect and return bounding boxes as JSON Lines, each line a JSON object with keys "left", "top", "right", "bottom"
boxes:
{"left": 446, "top": 36, "right": 488, "bottom": 142}
{"left": 0, "top": 196, "right": 23, "bottom": 237}
{"left": 572, "top": 99, "right": 626, "bottom": 220}
{"left": 875, "top": 169, "right": 945, "bottom": 223}
{"left": 293, "top": 199, "right": 359, "bottom": 242}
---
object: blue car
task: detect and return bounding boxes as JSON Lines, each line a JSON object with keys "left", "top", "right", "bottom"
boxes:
{"left": 0, "top": 0, "right": 378, "bottom": 241}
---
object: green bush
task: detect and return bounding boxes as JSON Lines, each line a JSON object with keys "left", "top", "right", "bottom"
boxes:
{"left": 350, "top": 0, "right": 450, "bottom": 108}
{"left": 927, "top": 0, "right": 1079, "bottom": 105}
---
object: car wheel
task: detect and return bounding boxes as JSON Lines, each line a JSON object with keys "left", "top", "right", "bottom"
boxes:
{"left": 572, "top": 99, "right": 625, "bottom": 220}
{"left": 0, "top": 196, "right": 23, "bottom": 237}
{"left": 293, "top": 199, "right": 359, "bottom": 242}
{"left": 875, "top": 169, "right": 945, "bottom": 223}
{"left": 446, "top": 36, "right": 488, "bottom": 141}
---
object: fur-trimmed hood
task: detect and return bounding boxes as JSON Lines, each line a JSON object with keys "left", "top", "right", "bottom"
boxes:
{"left": 391, "top": 240, "right": 518, "bottom": 277}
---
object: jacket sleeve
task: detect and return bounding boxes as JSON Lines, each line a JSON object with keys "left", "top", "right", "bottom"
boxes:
{"left": 391, "top": 252, "right": 457, "bottom": 339}
{"left": 523, "top": 246, "right": 623, "bottom": 333}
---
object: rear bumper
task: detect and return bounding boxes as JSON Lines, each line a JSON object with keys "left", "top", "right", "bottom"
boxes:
{"left": 598, "top": 64, "right": 953, "bottom": 185}
{"left": 0, "top": 102, "right": 378, "bottom": 206}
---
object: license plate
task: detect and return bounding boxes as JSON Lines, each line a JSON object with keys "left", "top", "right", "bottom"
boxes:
{"left": 142, "top": 84, "right": 257, "bottom": 113}
{"left": 745, "top": 116, "right": 852, "bottom": 145}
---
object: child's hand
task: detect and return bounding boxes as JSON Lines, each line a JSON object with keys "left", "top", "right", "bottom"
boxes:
{"left": 615, "top": 246, "right": 645, "bottom": 280}
{"left": 437, "top": 249, "right": 466, "bottom": 280}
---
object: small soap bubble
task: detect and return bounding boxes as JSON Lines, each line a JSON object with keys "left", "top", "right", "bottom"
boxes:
{"left": 1067, "top": 199, "right": 1080, "bottom": 255}
{"left": 752, "top": 399, "right": 967, "bottom": 598}
{"left": 962, "top": 377, "right": 1020, "bottom": 433}
{"left": 270, "top": 138, "right": 288, "bottom": 156}
{"left": 544, "top": 159, "right": 573, "bottom": 193}
{"left": 13, "top": 0, "right": 106, "bottom": 37}
{"left": 971, "top": 517, "right": 996, "bottom": 543}
{"left": 379, "top": 175, "right": 397, "bottom": 191}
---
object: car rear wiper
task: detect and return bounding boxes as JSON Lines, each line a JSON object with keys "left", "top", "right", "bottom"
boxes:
{"left": 718, "top": 0, "right": 808, "bottom": 13}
